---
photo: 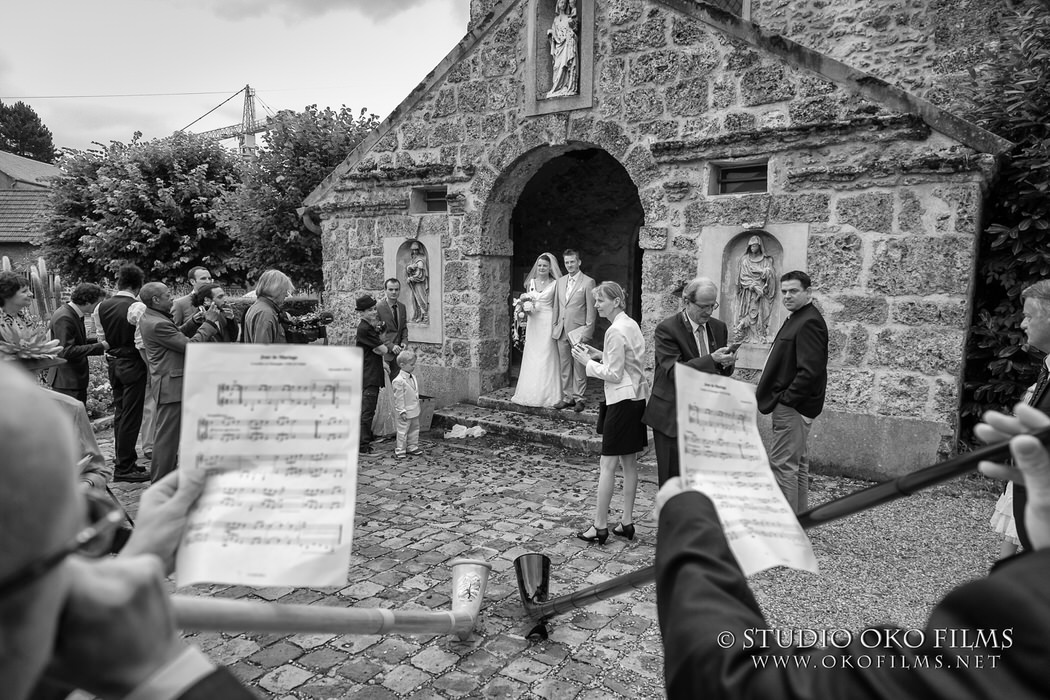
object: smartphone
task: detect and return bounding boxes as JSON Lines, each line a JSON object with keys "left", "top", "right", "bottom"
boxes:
{"left": 727, "top": 342, "right": 743, "bottom": 352}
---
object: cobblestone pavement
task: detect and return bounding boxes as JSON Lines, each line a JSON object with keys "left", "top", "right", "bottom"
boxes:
{"left": 100, "top": 427, "right": 669, "bottom": 699}
{"left": 96, "top": 424, "right": 1004, "bottom": 700}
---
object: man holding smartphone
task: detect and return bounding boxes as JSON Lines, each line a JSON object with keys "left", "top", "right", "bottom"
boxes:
{"left": 644, "top": 277, "right": 737, "bottom": 485}
{"left": 756, "top": 270, "right": 828, "bottom": 513}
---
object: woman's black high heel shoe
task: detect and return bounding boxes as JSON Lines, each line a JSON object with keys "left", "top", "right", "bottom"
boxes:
{"left": 612, "top": 522, "right": 635, "bottom": 540}
{"left": 576, "top": 525, "right": 609, "bottom": 545}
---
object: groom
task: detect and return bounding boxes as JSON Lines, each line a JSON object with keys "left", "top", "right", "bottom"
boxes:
{"left": 552, "top": 248, "right": 597, "bottom": 412}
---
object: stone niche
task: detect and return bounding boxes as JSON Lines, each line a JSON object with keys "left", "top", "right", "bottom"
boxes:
{"left": 525, "top": 0, "right": 595, "bottom": 116}
{"left": 383, "top": 234, "right": 444, "bottom": 345}
{"left": 699, "top": 222, "right": 808, "bottom": 369}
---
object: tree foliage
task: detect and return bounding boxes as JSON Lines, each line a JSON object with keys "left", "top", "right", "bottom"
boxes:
{"left": 0, "top": 100, "right": 58, "bottom": 163}
{"left": 961, "top": 6, "right": 1050, "bottom": 435}
{"left": 214, "top": 105, "right": 379, "bottom": 290}
{"left": 38, "top": 132, "right": 242, "bottom": 285}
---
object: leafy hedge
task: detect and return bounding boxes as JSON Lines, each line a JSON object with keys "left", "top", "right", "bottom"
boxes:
{"left": 962, "top": 6, "right": 1050, "bottom": 439}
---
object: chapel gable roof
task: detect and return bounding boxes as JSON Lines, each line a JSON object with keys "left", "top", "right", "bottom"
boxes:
{"left": 305, "top": 0, "right": 1011, "bottom": 207}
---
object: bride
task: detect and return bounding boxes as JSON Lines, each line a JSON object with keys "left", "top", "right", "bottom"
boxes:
{"left": 512, "top": 252, "right": 563, "bottom": 407}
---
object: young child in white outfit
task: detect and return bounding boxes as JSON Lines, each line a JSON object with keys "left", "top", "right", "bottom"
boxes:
{"left": 392, "top": 350, "right": 422, "bottom": 458}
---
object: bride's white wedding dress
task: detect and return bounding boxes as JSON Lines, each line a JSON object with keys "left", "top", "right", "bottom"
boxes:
{"left": 512, "top": 278, "right": 562, "bottom": 407}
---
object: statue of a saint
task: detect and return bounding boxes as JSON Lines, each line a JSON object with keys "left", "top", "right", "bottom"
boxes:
{"left": 546, "top": 0, "right": 579, "bottom": 99}
{"left": 406, "top": 241, "right": 430, "bottom": 324}
{"left": 733, "top": 234, "right": 777, "bottom": 343}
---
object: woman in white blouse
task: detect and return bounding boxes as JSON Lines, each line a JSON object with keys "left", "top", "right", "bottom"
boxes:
{"left": 571, "top": 281, "right": 650, "bottom": 544}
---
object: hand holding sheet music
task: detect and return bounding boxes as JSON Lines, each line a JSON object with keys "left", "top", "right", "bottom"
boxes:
{"left": 674, "top": 364, "right": 817, "bottom": 576}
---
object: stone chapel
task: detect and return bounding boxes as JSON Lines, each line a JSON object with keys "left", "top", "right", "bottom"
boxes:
{"left": 305, "top": 0, "right": 1018, "bottom": 478}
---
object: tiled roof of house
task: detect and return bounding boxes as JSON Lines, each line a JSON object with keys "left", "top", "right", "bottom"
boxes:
{"left": 0, "top": 189, "right": 50, "bottom": 243}
{"left": 0, "top": 150, "right": 61, "bottom": 187}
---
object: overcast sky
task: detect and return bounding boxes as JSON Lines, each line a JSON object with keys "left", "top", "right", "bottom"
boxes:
{"left": 0, "top": 0, "right": 470, "bottom": 152}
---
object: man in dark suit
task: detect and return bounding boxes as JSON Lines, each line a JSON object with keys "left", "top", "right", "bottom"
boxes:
{"left": 49, "top": 283, "right": 109, "bottom": 405}
{"left": 355, "top": 294, "right": 389, "bottom": 455}
{"left": 1012, "top": 280, "right": 1050, "bottom": 550}
{"left": 171, "top": 266, "right": 212, "bottom": 326}
{"left": 138, "top": 282, "right": 221, "bottom": 481}
{"left": 95, "top": 264, "right": 150, "bottom": 482}
{"left": 655, "top": 403, "right": 1050, "bottom": 700}
{"left": 644, "top": 277, "right": 737, "bottom": 485}
{"left": 376, "top": 278, "right": 408, "bottom": 379}
{"left": 756, "top": 270, "right": 828, "bottom": 513}
{"left": 0, "top": 362, "right": 256, "bottom": 700}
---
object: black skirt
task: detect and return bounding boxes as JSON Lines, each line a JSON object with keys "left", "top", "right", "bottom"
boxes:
{"left": 601, "top": 399, "right": 648, "bottom": 456}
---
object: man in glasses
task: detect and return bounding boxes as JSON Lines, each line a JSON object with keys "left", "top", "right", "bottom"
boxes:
{"left": 0, "top": 362, "right": 254, "bottom": 700}
{"left": 756, "top": 270, "right": 828, "bottom": 514}
{"left": 644, "top": 277, "right": 737, "bottom": 485}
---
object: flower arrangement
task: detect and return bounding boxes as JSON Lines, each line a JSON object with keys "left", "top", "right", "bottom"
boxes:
{"left": 511, "top": 291, "right": 539, "bottom": 351}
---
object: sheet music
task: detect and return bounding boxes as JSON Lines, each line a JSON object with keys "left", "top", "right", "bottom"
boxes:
{"left": 175, "top": 344, "right": 361, "bottom": 587}
{"left": 675, "top": 365, "right": 818, "bottom": 576}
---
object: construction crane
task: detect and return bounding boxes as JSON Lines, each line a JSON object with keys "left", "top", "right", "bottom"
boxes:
{"left": 182, "top": 84, "right": 271, "bottom": 156}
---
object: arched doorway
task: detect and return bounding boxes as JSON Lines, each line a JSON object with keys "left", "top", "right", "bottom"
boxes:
{"left": 508, "top": 147, "right": 644, "bottom": 378}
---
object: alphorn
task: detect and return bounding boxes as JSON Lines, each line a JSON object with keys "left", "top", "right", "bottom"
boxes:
{"left": 174, "top": 558, "right": 491, "bottom": 641}
{"left": 515, "top": 426, "right": 1050, "bottom": 625}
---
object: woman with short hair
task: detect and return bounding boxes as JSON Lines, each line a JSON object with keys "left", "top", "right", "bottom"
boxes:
{"left": 0, "top": 271, "right": 33, "bottom": 334}
{"left": 571, "top": 281, "right": 650, "bottom": 544}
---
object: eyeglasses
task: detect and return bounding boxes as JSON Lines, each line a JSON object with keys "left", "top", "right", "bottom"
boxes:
{"left": 689, "top": 300, "right": 719, "bottom": 312}
{"left": 0, "top": 489, "right": 124, "bottom": 598}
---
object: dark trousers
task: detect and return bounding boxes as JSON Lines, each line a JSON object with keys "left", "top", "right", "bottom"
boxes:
{"left": 1014, "top": 484, "right": 1032, "bottom": 551}
{"left": 107, "top": 355, "right": 147, "bottom": 472}
{"left": 654, "top": 428, "right": 680, "bottom": 486}
{"left": 386, "top": 357, "right": 400, "bottom": 380}
{"left": 54, "top": 386, "right": 87, "bottom": 406}
{"left": 151, "top": 402, "right": 182, "bottom": 481}
{"left": 360, "top": 385, "right": 380, "bottom": 445}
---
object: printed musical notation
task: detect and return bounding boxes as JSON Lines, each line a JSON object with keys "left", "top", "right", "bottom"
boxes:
{"left": 196, "top": 415, "right": 351, "bottom": 442}
{"left": 175, "top": 344, "right": 362, "bottom": 588}
{"left": 184, "top": 520, "right": 343, "bottom": 553}
{"left": 674, "top": 365, "right": 817, "bottom": 577}
{"left": 216, "top": 381, "right": 355, "bottom": 409}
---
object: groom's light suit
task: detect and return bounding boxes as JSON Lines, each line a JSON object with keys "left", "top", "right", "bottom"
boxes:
{"left": 551, "top": 271, "right": 597, "bottom": 404}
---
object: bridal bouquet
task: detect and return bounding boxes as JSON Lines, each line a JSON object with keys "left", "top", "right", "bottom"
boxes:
{"left": 510, "top": 291, "right": 539, "bottom": 351}
{"left": 282, "top": 309, "right": 335, "bottom": 344}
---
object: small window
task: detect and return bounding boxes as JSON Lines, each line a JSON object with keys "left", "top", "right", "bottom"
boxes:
{"left": 712, "top": 161, "right": 768, "bottom": 195}
{"left": 410, "top": 187, "right": 449, "bottom": 213}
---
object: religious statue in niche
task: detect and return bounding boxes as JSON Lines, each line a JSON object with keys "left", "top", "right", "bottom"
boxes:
{"left": 545, "top": 0, "right": 579, "bottom": 98}
{"left": 405, "top": 241, "right": 430, "bottom": 324}
{"left": 733, "top": 233, "right": 777, "bottom": 343}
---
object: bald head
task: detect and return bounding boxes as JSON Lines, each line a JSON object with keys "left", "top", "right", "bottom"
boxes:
{"left": 139, "top": 282, "right": 171, "bottom": 314}
{"left": 0, "top": 363, "right": 82, "bottom": 698}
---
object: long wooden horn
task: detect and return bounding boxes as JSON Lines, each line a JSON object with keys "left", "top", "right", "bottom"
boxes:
{"left": 515, "top": 427, "right": 1050, "bottom": 622}
{"left": 173, "top": 558, "right": 491, "bottom": 639}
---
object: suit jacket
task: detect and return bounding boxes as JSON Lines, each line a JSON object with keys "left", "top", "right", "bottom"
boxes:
{"left": 551, "top": 272, "right": 597, "bottom": 342}
{"left": 1013, "top": 368, "right": 1050, "bottom": 550}
{"left": 139, "top": 308, "right": 218, "bottom": 405}
{"left": 49, "top": 304, "right": 105, "bottom": 391}
{"left": 756, "top": 302, "right": 828, "bottom": 418}
{"left": 643, "top": 313, "right": 733, "bottom": 438}
{"left": 376, "top": 298, "right": 408, "bottom": 348}
{"left": 392, "top": 371, "right": 421, "bottom": 418}
{"left": 657, "top": 491, "right": 1050, "bottom": 699}
{"left": 356, "top": 319, "right": 386, "bottom": 389}
{"left": 171, "top": 293, "right": 199, "bottom": 326}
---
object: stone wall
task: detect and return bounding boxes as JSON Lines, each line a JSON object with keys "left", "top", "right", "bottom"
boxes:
{"left": 318, "top": 0, "right": 997, "bottom": 475}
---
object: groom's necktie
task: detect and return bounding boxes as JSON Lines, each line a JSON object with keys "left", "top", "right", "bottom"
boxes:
{"left": 392, "top": 304, "right": 398, "bottom": 328}
{"left": 1029, "top": 364, "right": 1050, "bottom": 407}
{"left": 566, "top": 276, "right": 576, "bottom": 300}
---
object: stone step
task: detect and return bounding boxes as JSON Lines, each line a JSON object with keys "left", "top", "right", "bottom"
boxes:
{"left": 432, "top": 403, "right": 604, "bottom": 454}
{"left": 476, "top": 386, "right": 599, "bottom": 425}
